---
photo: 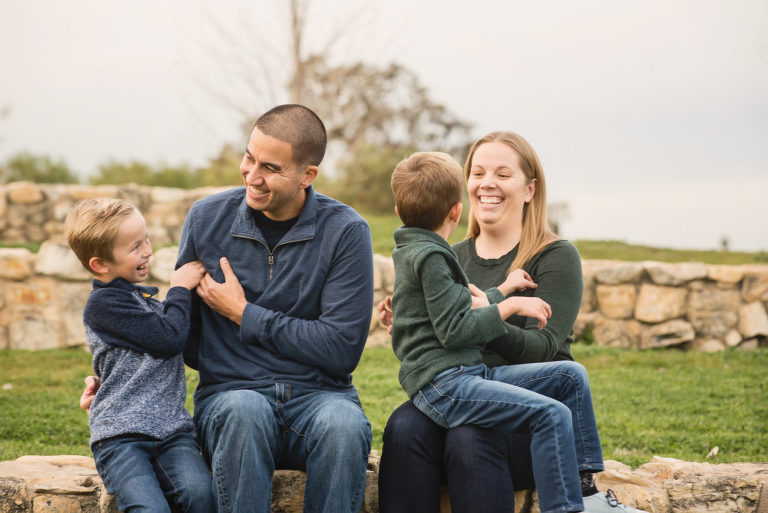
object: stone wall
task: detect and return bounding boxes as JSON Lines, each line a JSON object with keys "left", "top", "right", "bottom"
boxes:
{"left": 2, "top": 242, "right": 766, "bottom": 352}
{"left": 1, "top": 181, "right": 767, "bottom": 351}
{"left": 578, "top": 260, "right": 768, "bottom": 351}
{"left": 1, "top": 455, "right": 766, "bottom": 513}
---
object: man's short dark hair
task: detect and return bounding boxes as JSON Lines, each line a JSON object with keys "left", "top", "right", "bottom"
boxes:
{"left": 255, "top": 104, "right": 327, "bottom": 168}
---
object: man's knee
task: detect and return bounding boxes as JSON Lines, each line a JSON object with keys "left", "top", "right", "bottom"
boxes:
{"left": 198, "top": 389, "right": 275, "bottom": 445}
{"left": 312, "top": 399, "right": 371, "bottom": 449}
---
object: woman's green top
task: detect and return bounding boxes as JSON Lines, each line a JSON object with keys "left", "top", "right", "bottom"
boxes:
{"left": 452, "top": 238, "right": 583, "bottom": 366}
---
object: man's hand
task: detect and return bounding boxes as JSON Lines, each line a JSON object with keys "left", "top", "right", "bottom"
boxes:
{"left": 197, "top": 257, "right": 248, "bottom": 325}
{"left": 377, "top": 296, "right": 393, "bottom": 334}
{"left": 80, "top": 376, "right": 100, "bottom": 412}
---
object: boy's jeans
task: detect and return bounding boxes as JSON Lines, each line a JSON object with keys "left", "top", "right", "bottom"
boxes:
{"left": 412, "top": 361, "right": 604, "bottom": 513}
{"left": 92, "top": 429, "right": 213, "bottom": 513}
{"left": 194, "top": 384, "right": 372, "bottom": 513}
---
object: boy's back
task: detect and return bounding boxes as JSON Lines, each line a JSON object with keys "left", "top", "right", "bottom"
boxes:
{"left": 391, "top": 226, "right": 507, "bottom": 398}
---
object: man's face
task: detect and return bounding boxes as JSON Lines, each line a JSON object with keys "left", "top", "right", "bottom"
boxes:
{"left": 239, "top": 128, "right": 315, "bottom": 221}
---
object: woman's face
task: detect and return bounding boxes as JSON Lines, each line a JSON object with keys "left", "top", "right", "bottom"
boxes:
{"left": 467, "top": 141, "right": 535, "bottom": 231}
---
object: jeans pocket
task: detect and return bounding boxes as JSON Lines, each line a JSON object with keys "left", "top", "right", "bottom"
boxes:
{"left": 413, "top": 392, "right": 448, "bottom": 429}
{"left": 433, "top": 365, "right": 464, "bottom": 385}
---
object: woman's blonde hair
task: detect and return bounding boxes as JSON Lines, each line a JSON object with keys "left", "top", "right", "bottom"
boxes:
{"left": 464, "top": 131, "right": 558, "bottom": 272}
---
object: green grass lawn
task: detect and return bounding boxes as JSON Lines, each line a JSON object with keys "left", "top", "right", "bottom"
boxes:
{"left": 1, "top": 345, "right": 766, "bottom": 467}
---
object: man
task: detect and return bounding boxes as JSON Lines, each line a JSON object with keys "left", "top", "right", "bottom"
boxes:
{"left": 83, "top": 105, "right": 374, "bottom": 513}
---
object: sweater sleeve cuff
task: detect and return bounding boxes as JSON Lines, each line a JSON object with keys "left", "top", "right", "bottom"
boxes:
{"left": 476, "top": 304, "right": 508, "bottom": 340}
{"left": 240, "top": 302, "right": 266, "bottom": 344}
{"left": 485, "top": 287, "right": 505, "bottom": 304}
{"left": 165, "top": 286, "right": 192, "bottom": 307}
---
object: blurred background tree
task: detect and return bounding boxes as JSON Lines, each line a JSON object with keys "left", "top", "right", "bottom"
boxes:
{"left": 190, "top": 0, "right": 472, "bottom": 211}
{"left": 1, "top": 151, "right": 79, "bottom": 184}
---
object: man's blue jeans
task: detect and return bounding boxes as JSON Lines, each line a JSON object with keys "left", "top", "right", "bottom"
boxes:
{"left": 412, "top": 361, "right": 604, "bottom": 513}
{"left": 91, "top": 429, "right": 214, "bottom": 513}
{"left": 194, "top": 384, "right": 372, "bottom": 513}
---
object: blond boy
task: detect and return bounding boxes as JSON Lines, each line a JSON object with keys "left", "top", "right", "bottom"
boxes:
{"left": 66, "top": 198, "right": 212, "bottom": 513}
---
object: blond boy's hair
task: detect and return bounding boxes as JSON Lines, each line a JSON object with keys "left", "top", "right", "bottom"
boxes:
{"left": 391, "top": 152, "right": 464, "bottom": 231}
{"left": 65, "top": 198, "right": 137, "bottom": 275}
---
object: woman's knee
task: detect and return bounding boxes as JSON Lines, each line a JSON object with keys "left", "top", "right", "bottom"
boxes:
{"left": 444, "top": 425, "right": 507, "bottom": 467}
{"left": 383, "top": 401, "right": 444, "bottom": 449}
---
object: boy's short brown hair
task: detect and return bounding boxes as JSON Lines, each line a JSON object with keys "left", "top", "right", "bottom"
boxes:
{"left": 391, "top": 152, "right": 464, "bottom": 230}
{"left": 64, "top": 198, "right": 137, "bottom": 275}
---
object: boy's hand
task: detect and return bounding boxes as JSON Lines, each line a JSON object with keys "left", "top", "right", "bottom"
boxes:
{"left": 498, "top": 269, "right": 537, "bottom": 296}
{"left": 171, "top": 261, "right": 206, "bottom": 290}
{"left": 468, "top": 284, "right": 490, "bottom": 309}
{"left": 197, "top": 257, "right": 247, "bottom": 325}
{"left": 498, "top": 297, "right": 552, "bottom": 329}
{"left": 377, "top": 296, "right": 393, "bottom": 334}
{"left": 79, "top": 376, "right": 100, "bottom": 413}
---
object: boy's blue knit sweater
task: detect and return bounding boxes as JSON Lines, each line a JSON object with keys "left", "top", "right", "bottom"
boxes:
{"left": 84, "top": 278, "right": 195, "bottom": 448}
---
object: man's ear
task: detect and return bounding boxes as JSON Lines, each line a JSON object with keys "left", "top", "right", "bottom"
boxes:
{"left": 450, "top": 202, "right": 463, "bottom": 222}
{"left": 88, "top": 256, "right": 109, "bottom": 275}
{"left": 299, "top": 165, "right": 318, "bottom": 189}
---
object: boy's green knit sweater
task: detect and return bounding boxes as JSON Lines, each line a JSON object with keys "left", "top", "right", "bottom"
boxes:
{"left": 391, "top": 226, "right": 507, "bottom": 398}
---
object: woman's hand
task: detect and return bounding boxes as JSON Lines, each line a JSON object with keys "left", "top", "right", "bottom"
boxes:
{"left": 468, "top": 284, "right": 490, "bottom": 309}
{"left": 378, "top": 296, "right": 393, "bottom": 334}
{"left": 498, "top": 269, "right": 537, "bottom": 296}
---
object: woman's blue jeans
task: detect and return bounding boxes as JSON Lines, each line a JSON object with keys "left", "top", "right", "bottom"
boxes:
{"left": 412, "top": 361, "right": 603, "bottom": 513}
{"left": 91, "top": 429, "right": 213, "bottom": 513}
{"left": 194, "top": 384, "right": 372, "bottom": 513}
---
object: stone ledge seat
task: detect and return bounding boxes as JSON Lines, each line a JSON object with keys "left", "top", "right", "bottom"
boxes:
{"left": 1, "top": 455, "right": 767, "bottom": 513}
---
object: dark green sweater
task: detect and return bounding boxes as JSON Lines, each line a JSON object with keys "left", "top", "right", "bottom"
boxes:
{"left": 453, "top": 237, "right": 582, "bottom": 366}
{"left": 391, "top": 227, "right": 508, "bottom": 398}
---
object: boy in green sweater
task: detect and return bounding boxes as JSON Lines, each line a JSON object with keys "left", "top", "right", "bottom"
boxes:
{"left": 390, "top": 152, "right": 609, "bottom": 513}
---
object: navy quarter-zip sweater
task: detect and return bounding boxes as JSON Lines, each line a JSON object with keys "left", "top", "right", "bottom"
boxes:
{"left": 177, "top": 186, "right": 374, "bottom": 405}
{"left": 84, "top": 279, "right": 196, "bottom": 447}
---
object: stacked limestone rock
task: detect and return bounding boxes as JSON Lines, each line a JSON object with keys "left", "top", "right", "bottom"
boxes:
{"left": 577, "top": 260, "right": 768, "bottom": 351}
{"left": 1, "top": 455, "right": 766, "bottom": 513}
{"left": 1, "top": 181, "right": 767, "bottom": 352}
{"left": 0, "top": 181, "right": 224, "bottom": 246}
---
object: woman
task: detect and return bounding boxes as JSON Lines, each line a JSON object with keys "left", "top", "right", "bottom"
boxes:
{"left": 378, "top": 132, "right": 642, "bottom": 513}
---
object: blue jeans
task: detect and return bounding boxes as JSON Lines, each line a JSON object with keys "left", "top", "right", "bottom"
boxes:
{"left": 92, "top": 429, "right": 214, "bottom": 513}
{"left": 194, "top": 384, "right": 372, "bottom": 513}
{"left": 412, "top": 361, "right": 603, "bottom": 513}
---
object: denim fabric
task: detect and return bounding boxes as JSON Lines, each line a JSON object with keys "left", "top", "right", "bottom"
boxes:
{"left": 92, "top": 430, "right": 213, "bottom": 513}
{"left": 444, "top": 425, "right": 535, "bottom": 513}
{"left": 194, "top": 385, "right": 372, "bottom": 513}
{"left": 379, "top": 400, "right": 534, "bottom": 513}
{"left": 412, "top": 361, "right": 603, "bottom": 513}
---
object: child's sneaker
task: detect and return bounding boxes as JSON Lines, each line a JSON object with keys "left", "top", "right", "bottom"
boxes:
{"left": 583, "top": 489, "right": 647, "bottom": 513}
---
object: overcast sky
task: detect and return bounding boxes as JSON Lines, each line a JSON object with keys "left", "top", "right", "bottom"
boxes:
{"left": 1, "top": 0, "right": 766, "bottom": 251}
